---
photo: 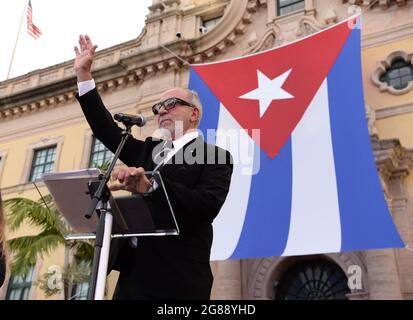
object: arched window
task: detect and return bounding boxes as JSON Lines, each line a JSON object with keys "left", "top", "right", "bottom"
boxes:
{"left": 379, "top": 59, "right": 413, "bottom": 90}
{"left": 274, "top": 259, "right": 350, "bottom": 300}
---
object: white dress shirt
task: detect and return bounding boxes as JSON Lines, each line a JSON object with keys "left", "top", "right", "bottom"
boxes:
{"left": 78, "top": 79, "right": 96, "bottom": 96}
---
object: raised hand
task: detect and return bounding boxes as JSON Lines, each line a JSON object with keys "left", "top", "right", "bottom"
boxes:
{"left": 74, "top": 35, "right": 98, "bottom": 82}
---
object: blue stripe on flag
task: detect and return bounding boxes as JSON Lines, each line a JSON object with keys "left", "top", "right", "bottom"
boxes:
{"left": 230, "top": 141, "right": 293, "bottom": 259}
{"left": 327, "top": 26, "right": 404, "bottom": 251}
{"left": 189, "top": 68, "right": 221, "bottom": 135}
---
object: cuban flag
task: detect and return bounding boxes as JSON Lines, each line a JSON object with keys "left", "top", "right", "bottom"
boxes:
{"left": 189, "top": 15, "right": 404, "bottom": 260}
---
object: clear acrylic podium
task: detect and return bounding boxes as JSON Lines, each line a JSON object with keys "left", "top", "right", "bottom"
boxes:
{"left": 42, "top": 168, "right": 179, "bottom": 300}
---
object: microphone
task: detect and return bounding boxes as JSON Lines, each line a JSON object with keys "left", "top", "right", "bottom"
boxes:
{"left": 114, "top": 113, "right": 146, "bottom": 127}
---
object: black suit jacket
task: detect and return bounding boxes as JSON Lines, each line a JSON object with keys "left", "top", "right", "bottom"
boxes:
{"left": 77, "top": 89, "right": 233, "bottom": 300}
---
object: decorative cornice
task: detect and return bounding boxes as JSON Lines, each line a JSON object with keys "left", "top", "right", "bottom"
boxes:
{"left": 0, "top": 49, "right": 186, "bottom": 122}
{"left": 0, "top": 0, "right": 264, "bottom": 122}
{"left": 373, "top": 136, "right": 413, "bottom": 181}
{"left": 2, "top": 0, "right": 411, "bottom": 123}
{"left": 361, "top": 20, "right": 413, "bottom": 48}
{"left": 342, "top": 0, "right": 412, "bottom": 9}
{"left": 376, "top": 102, "right": 413, "bottom": 120}
{"left": 0, "top": 31, "right": 148, "bottom": 117}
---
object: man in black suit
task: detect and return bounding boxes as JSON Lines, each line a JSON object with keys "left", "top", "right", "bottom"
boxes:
{"left": 74, "top": 35, "right": 233, "bottom": 300}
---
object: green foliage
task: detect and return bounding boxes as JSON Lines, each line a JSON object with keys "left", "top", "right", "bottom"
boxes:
{"left": 37, "top": 262, "right": 91, "bottom": 298}
{"left": 4, "top": 193, "right": 94, "bottom": 298}
{"left": 5, "top": 195, "right": 67, "bottom": 234}
{"left": 4, "top": 162, "right": 113, "bottom": 298}
{"left": 90, "top": 161, "right": 110, "bottom": 172}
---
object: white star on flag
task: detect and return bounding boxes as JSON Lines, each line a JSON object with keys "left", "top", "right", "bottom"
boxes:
{"left": 240, "top": 69, "right": 294, "bottom": 117}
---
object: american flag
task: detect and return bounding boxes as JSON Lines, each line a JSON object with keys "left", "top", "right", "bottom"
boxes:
{"left": 27, "top": 1, "right": 42, "bottom": 39}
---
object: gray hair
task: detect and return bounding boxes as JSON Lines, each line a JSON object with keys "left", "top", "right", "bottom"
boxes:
{"left": 187, "top": 89, "right": 203, "bottom": 126}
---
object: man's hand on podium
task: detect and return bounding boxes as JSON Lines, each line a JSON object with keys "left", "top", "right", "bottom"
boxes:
{"left": 109, "top": 166, "right": 152, "bottom": 194}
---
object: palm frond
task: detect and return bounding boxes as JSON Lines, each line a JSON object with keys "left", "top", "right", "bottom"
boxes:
{"left": 4, "top": 198, "right": 34, "bottom": 232}
{"left": 8, "top": 231, "right": 65, "bottom": 276}
{"left": 5, "top": 194, "right": 93, "bottom": 286}
{"left": 90, "top": 161, "right": 110, "bottom": 172}
{"left": 4, "top": 197, "right": 68, "bottom": 235}
{"left": 71, "top": 240, "right": 94, "bottom": 262}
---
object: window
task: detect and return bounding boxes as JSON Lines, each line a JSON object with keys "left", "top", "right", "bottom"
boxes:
{"left": 89, "top": 137, "right": 114, "bottom": 168}
{"left": 29, "top": 146, "right": 57, "bottom": 181}
{"left": 6, "top": 267, "right": 34, "bottom": 300}
{"left": 70, "top": 281, "right": 89, "bottom": 300}
{"left": 202, "top": 16, "right": 222, "bottom": 32}
{"left": 274, "top": 259, "right": 350, "bottom": 300}
{"left": 380, "top": 59, "right": 413, "bottom": 90}
{"left": 277, "top": 0, "right": 305, "bottom": 15}
{"left": 69, "top": 260, "right": 90, "bottom": 300}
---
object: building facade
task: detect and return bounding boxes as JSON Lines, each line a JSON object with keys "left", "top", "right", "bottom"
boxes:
{"left": 1, "top": 0, "right": 413, "bottom": 300}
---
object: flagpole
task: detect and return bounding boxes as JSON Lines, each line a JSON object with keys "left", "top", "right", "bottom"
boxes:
{"left": 6, "top": 0, "right": 29, "bottom": 80}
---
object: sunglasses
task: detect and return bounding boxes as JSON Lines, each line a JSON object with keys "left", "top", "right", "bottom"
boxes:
{"left": 152, "top": 97, "right": 195, "bottom": 115}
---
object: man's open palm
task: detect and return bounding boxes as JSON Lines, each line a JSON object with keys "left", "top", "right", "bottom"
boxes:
{"left": 74, "top": 35, "right": 98, "bottom": 81}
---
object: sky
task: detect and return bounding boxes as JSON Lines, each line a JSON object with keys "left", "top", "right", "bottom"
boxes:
{"left": 0, "top": 0, "right": 152, "bottom": 81}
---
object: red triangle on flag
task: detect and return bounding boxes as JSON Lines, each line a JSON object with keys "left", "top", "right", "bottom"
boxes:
{"left": 192, "top": 19, "right": 354, "bottom": 159}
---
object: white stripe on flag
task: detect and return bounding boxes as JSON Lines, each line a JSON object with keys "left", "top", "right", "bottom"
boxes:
{"left": 282, "top": 79, "right": 341, "bottom": 256}
{"left": 210, "top": 104, "right": 254, "bottom": 260}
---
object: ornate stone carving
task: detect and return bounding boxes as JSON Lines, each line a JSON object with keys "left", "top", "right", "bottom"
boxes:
{"left": 324, "top": 8, "right": 338, "bottom": 25}
{"left": 296, "top": 17, "right": 325, "bottom": 38}
{"left": 246, "top": 27, "right": 280, "bottom": 54}
{"left": 342, "top": 0, "right": 411, "bottom": 9}
{"left": 365, "top": 104, "right": 378, "bottom": 136}
{"left": 373, "top": 137, "right": 413, "bottom": 192}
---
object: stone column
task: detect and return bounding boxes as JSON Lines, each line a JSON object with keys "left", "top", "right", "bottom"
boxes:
{"left": 387, "top": 165, "right": 413, "bottom": 296}
{"left": 373, "top": 137, "right": 413, "bottom": 299}
{"left": 364, "top": 249, "right": 403, "bottom": 299}
{"left": 211, "top": 260, "right": 242, "bottom": 300}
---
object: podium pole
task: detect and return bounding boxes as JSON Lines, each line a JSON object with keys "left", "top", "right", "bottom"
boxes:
{"left": 94, "top": 206, "right": 113, "bottom": 300}
{"left": 86, "top": 124, "right": 133, "bottom": 300}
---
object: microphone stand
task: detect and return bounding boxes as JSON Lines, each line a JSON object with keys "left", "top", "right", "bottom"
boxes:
{"left": 86, "top": 123, "right": 133, "bottom": 300}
